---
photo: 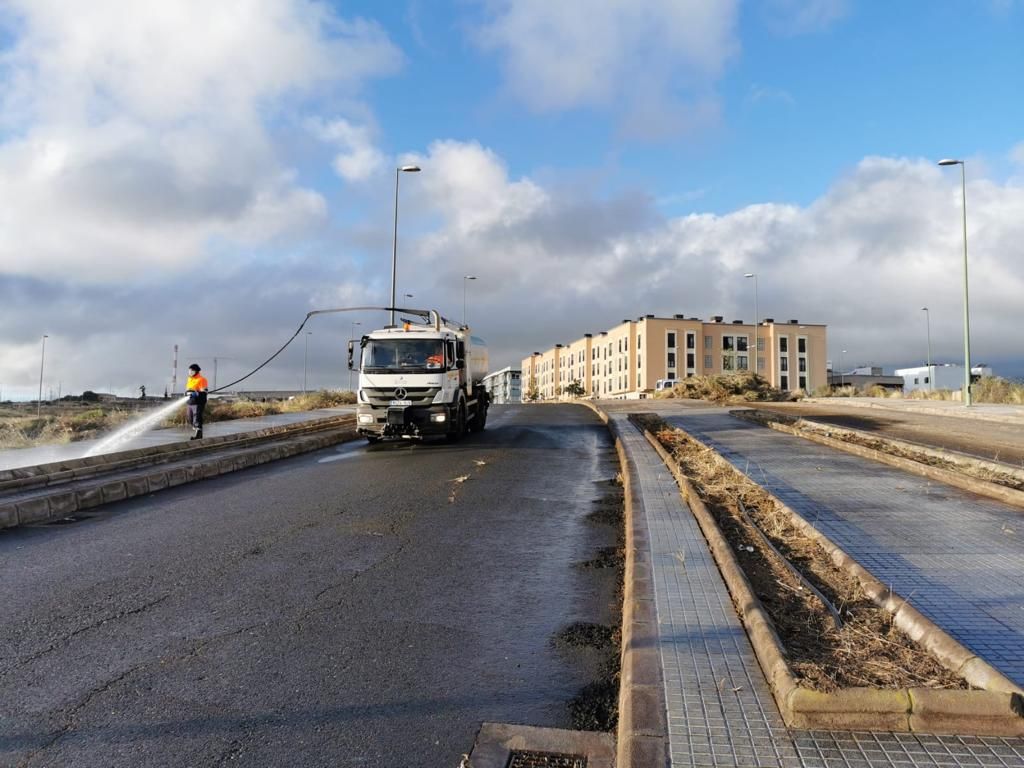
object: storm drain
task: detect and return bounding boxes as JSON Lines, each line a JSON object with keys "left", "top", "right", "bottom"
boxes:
{"left": 506, "top": 750, "right": 586, "bottom": 768}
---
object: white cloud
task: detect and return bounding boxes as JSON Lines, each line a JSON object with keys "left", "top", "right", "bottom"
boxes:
{"left": 310, "top": 117, "right": 387, "bottom": 182}
{"left": 762, "top": 0, "right": 850, "bottom": 35}
{"left": 0, "top": 0, "right": 402, "bottom": 281}
{"left": 472, "top": 0, "right": 738, "bottom": 136}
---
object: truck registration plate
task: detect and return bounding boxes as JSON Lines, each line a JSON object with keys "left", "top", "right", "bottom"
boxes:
{"left": 389, "top": 400, "right": 412, "bottom": 406}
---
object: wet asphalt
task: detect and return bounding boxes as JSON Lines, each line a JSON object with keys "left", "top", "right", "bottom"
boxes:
{"left": 0, "top": 404, "right": 620, "bottom": 768}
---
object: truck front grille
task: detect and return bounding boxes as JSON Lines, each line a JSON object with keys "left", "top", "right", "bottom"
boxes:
{"left": 362, "top": 387, "right": 440, "bottom": 407}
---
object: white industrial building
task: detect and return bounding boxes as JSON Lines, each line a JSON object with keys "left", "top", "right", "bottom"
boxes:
{"left": 482, "top": 366, "right": 522, "bottom": 404}
{"left": 895, "top": 363, "right": 993, "bottom": 395}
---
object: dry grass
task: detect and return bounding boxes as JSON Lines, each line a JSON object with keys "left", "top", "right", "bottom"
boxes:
{"left": 633, "top": 413, "right": 966, "bottom": 692}
{"left": 0, "top": 390, "right": 356, "bottom": 449}
{"left": 819, "top": 376, "right": 1024, "bottom": 405}
{"left": 658, "top": 372, "right": 792, "bottom": 404}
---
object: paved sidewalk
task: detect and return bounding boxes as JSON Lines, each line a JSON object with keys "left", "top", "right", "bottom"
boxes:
{"left": 668, "top": 409, "right": 1024, "bottom": 687}
{"left": 0, "top": 407, "right": 354, "bottom": 471}
{"left": 612, "top": 412, "right": 1024, "bottom": 767}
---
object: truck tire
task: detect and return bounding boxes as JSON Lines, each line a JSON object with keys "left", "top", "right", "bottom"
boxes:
{"left": 447, "top": 401, "right": 466, "bottom": 442}
{"left": 365, "top": 435, "right": 380, "bottom": 445}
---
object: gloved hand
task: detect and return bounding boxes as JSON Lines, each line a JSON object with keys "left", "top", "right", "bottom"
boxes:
{"left": 187, "top": 390, "right": 198, "bottom": 403}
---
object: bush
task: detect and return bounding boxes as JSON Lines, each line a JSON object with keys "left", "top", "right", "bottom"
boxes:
{"left": 660, "top": 372, "right": 789, "bottom": 404}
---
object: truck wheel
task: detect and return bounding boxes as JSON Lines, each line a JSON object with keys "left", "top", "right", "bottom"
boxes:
{"left": 447, "top": 402, "right": 466, "bottom": 442}
{"left": 365, "top": 435, "right": 380, "bottom": 445}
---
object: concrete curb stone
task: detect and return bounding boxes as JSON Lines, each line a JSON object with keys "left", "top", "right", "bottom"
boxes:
{"left": 575, "top": 400, "right": 669, "bottom": 768}
{"left": 1, "top": 426, "right": 359, "bottom": 531}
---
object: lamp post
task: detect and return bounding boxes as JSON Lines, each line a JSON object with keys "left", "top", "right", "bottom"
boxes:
{"left": 463, "top": 275, "right": 477, "bottom": 326}
{"left": 391, "top": 164, "right": 421, "bottom": 326}
{"left": 839, "top": 349, "right": 847, "bottom": 388}
{"left": 938, "top": 158, "right": 972, "bottom": 406}
{"left": 303, "top": 332, "right": 312, "bottom": 394}
{"left": 921, "top": 306, "right": 932, "bottom": 391}
{"left": 349, "top": 322, "right": 361, "bottom": 392}
{"left": 744, "top": 272, "right": 758, "bottom": 375}
{"left": 37, "top": 334, "right": 48, "bottom": 416}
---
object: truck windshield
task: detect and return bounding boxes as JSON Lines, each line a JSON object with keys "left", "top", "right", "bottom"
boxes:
{"left": 363, "top": 340, "right": 446, "bottom": 372}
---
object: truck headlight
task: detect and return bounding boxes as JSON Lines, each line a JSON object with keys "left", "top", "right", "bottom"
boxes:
{"left": 358, "top": 414, "right": 374, "bottom": 424}
{"left": 432, "top": 389, "right": 447, "bottom": 404}
{"left": 430, "top": 413, "right": 446, "bottom": 423}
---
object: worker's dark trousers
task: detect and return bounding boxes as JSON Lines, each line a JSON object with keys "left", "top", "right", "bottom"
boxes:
{"left": 187, "top": 399, "right": 206, "bottom": 436}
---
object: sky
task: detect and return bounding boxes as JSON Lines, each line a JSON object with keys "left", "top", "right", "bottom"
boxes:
{"left": 1, "top": 0, "right": 1022, "bottom": 399}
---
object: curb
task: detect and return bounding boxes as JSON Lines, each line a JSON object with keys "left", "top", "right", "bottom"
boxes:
{"left": 734, "top": 409, "right": 1024, "bottom": 511}
{"left": 578, "top": 401, "right": 668, "bottom": 768}
{"left": 640, "top": 419, "right": 1024, "bottom": 735}
{"left": 1, "top": 425, "right": 359, "bottom": 530}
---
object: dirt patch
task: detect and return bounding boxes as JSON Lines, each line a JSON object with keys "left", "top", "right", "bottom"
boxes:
{"left": 632, "top": 413, "right": 967, "bottom": 693}
{"left": 559, "top": 478, "right": 625, "bottom": 732}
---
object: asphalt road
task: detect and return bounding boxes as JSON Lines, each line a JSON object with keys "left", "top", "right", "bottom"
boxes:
{"left": 0, "top": 405, "right": 620, "bottom": 767}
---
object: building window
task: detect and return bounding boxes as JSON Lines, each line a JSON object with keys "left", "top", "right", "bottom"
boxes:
{"left": 736, "top": 336, "right": 748, "bottom": 352}
{"left": 704, "top": 335, "right": 713, "bottom": 350}
{"left": 737, "top": 355, "right": 748, "bottom": 370}
{"left": 667, "top": 352, "right": 676, "bottom": 368}
{"left": 638, "top": 334, "right": 642, "bottom": 349}
{"left": 757, "top": 338, "right": 765, "bottom": 352}
{"left": 704, "top": 354, "right": 712, "bottom": 369}
{"left": 722, "top": 336, "right": 734, "bottom": 351}
{"left": 686, "top": 334, "right": 696, "bottom": 350}
{"left": 686, "top": 352, "right": 695, "bottom": 369}
{"left": 781, "top": 375, "right": 789, "bottom": 390}
{"left": 780, "top": 357, "right": 789, "bottom": 372}
{"left": 799, "top": 358, "right": 807, "bottom": 373}
{"left": 799, "top": 376, "right": 807, "bottom": 390}
{"left": 798, "top": 337, "right": 807, "bottom": 354}
{"left": 779, "top": 337, "right": 788, "bottom": 353}
{"left": 667, "top": 332, "right": 676, "bottom": 348}
{"left": 722, "top": 356, "right": 734, "bottom": 371}
{"left": 637, "top": 355, "right": 642, "bottom": 369}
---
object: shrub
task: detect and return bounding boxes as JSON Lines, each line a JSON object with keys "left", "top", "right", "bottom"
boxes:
{"left": 662, "top": 372, "right": 789, "bottom": 404}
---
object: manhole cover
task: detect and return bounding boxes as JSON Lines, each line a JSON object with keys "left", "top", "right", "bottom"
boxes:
{"left": 506, "top": 750, "right": 587, "bottom": 768}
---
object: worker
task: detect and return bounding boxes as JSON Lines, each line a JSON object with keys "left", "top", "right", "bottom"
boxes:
{"left": 185, "top": 363, "right": 209, "bottom": 439}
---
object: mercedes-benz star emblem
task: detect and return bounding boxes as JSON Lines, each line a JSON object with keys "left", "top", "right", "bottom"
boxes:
{"left": 394, "top": 388, "right": 407, "bottom": 399}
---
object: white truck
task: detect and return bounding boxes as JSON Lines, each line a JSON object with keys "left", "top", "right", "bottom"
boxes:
{"left": 349, "top": 309, "right": 489, "bottom": 443}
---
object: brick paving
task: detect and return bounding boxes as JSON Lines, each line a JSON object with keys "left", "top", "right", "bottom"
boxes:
{"left": 610, "top": 412, "right": 1024, "bottom": 767}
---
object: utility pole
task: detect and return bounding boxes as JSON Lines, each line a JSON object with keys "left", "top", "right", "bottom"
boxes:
{"left": 172, "top": 344, "right": 179, "bottom": 395}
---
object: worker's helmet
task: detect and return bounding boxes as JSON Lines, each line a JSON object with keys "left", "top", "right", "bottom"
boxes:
{"left": 188, "top": 363, "right": 201, "bottom": 372}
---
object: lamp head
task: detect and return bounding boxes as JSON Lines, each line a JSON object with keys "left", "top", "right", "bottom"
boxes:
{"left": 744, "top": 272, "right": 755, "bottom": 278}
{"left": 399, "top": 164, "right": 421, "bottom": 173}
{"left": 464, "top": 275, "right": 477, "bottom": 280}
{"left": 937, "top": 158, "right": 962, "bottom": 166}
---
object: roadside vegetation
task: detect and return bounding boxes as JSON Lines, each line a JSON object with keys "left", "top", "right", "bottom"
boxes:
{"left": 0, "top": 390, "right": 356, "bottom": 450}
{"left": 814, "top": 376, "right": 1024, "bottom": 405}
{"left": 656, "top": 372, "right": 793, "bottom": 404}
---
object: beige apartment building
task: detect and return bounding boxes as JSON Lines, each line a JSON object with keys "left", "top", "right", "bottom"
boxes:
{"left": 522, "top": 313, "right": 827, "bottom": 400}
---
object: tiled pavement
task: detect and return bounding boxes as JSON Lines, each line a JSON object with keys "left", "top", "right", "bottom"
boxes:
{"left": 667, "top": 409, "right": 1024, "bottom": 687}
{"left": 611, "top": 413, "right": 1024, "bottom": 767}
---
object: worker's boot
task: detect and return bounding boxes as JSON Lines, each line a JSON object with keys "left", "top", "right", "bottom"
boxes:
{"left": 191, "top": 428, "right": 203, "bottom": 440}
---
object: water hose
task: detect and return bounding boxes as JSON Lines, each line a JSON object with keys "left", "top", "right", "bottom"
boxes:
{"left": 208, "top": 305, "right": 437, "bottom": 394}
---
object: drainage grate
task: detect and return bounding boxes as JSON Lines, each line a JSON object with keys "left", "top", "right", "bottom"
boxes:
{"left": 506, "top": 750, "right": 586, "bottom": 768}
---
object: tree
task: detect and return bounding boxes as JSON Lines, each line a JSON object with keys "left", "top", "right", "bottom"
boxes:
{"left": 564, "top": 379, "right": 585, "bottom": 398}
{"left": 525, "top": 374, "right": 540, "bottom": 401}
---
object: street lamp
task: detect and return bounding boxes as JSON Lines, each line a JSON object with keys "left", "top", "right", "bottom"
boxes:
{"left": 463, "top": 275, "right": 477, "bottom": 326}
{"left": 938, "top": 158, "right": 972, "bottom": 406}
{"left": 921, "top": 306, "right": 932, "bottom": 391}
{"left": 303, "top": 332, "right": 312, "bottom": 394}
{"left": 37, "top": 334, "right": 48, "bottom": 416}
{"left": 839, "top": 349, "right": 847, "bottom": 388}
{"left": 391, "top": 164, "right": 421, "bottom": 326}
{"left": 349, "top": 322, "right": 361, "bottom": 392}
{"left": 744, "top": 273, "right": 758, "bottom": 375}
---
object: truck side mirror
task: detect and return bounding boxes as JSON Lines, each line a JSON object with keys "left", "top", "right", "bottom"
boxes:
{"left": 347, "top": 340, "right": 354, "bottom": 370}
{"left": 455, "top": 358, "right": 465, "bottom": 370}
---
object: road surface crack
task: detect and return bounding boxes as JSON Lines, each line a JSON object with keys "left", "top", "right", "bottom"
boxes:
{"left": 1, "top": 593, "right": 171, "bottom": 677}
